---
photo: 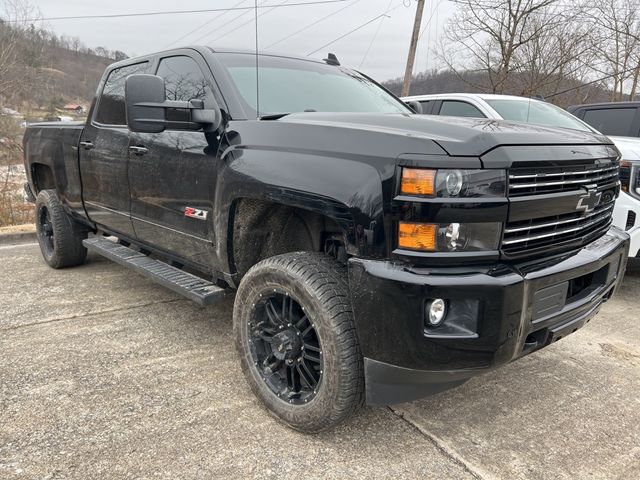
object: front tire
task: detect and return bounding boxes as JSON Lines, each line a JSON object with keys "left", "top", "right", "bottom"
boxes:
{"left": 35, "top": 189, "right": 87, "bottom": 268}
{"left": 233, "top": 252, "right": 364, "bottom": 433}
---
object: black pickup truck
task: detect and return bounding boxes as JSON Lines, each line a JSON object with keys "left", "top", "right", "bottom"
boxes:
{"left": 23, "top": 46, "right": 630, "bottom": 432}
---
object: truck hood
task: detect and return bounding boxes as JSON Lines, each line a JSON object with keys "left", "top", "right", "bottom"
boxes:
{"left": 279, "top": 112, "right": 612, "bottom": 157}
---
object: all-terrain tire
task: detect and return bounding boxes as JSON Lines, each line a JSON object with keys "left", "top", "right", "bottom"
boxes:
{"left": 233, "top": 252, "right": 364, "bottom": 433}
{"left": 35, "top": 189, "right": 87, "bottom": 268}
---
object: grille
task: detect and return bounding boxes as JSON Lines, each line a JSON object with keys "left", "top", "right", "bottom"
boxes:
{"left": 508, "top": 163, "right": 619, "bottom": 197}
{"left": 503, "top": 160, "right": 619, "bottom": 257}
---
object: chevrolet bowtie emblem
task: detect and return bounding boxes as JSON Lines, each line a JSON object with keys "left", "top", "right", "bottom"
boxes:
{"left": 576, "top": 187, "right": 602, "bottom": 215}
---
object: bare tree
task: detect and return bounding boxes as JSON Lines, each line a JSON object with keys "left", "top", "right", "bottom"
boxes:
{"left": 585, "top": 0, "right": 640, "bottom": 101}
{"left": 0, "top": 0, "right": 43, "bottom": 99}
{"left": 439, "top": 0, "right": 566, "bottom": 93}
{"left": 512, "top": 6, "right": 594, "bottom": 100}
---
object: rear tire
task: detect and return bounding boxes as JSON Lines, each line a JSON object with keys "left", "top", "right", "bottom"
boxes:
{"left": 233, "top": 252, "right": 364, "bottom": 433}
{"left": 35, "top": 189, "right": 87, "bottom": 269}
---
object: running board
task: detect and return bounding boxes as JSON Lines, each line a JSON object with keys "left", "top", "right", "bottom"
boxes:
{"left": 83, "top": 237, "right": 226, "bottom": 305}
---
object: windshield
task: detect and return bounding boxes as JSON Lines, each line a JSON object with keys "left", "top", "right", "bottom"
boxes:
{"left": 486, "top": 99, "right": 595, "bottom": 133}
{"left": 216, "top": 53, "right": 410, "bottom": 117}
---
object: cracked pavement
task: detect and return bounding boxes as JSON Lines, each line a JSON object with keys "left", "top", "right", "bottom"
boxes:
{"left": 1, "top": 243, "right": 639, "bottom": 479}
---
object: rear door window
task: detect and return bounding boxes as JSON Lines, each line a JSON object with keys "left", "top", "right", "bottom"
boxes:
{"left": 582, "top": 108, "right": 637, "bottom": 136}
{"left": 438, "top": 100, "right": 485, "bottom": 118}
{"left": 95, "top": 62, "right": 148, "bottom": 126}
{"left": 419, "top": 100, "right": 433, "bottom": 114}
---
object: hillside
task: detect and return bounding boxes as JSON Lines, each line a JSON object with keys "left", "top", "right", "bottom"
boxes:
{"left": 34, "top": 45, "right": 114, "bottom": 109}
{"left": 0, "top": 19, "right": 125, "bottom": 118}
{"left": 0, "top": 20, "right": 124, "bottom": 226}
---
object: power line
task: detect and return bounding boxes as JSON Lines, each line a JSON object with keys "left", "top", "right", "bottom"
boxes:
{"left": 359, "top": 0, "right": 393, "bottom": 69}
{"left": 418, "top": 0, "right": 446, "bottom": 40}
{"left": 5, "top": 0, "right": 350, "bottom": 23}
{"left": 306, "top": 2, "right": 404, "bottom": 56}
{"left": 163, "top": 0, "right": 250, "bottom": 49}
{"left": 192, "top": 0, "right": 271, "bottom": 45}
{"left": 264, "top": 0, "right": 361, "bottom": 50}
{"left": 204, "top": 0, "right": 291, "bottom": 45}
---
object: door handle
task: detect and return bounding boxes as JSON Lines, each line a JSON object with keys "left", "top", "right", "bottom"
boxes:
{"left": 129, "top": 146, "right": 149, "bottom": 156}
{"left": 79, "top": 141, "right": 94, "bottom": 150}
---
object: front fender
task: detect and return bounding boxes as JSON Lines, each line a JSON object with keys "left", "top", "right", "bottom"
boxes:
{"left": 214, "top": 145, "right": 389, "bottom": 276}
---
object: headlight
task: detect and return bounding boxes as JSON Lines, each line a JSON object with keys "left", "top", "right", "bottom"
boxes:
{"left": 398, "top": 221, "right": 501, "bottom": 252}
{"left": 400, "top": 168, "right": 506, "bottom": 198}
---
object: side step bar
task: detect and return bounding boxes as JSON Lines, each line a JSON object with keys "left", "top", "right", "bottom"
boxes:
{"left": 83, "top": 237, "right": 226, "bottom": 305}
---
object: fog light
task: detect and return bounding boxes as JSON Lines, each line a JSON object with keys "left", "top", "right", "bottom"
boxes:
{"left": 426, "top": 299, "right": 447, "bottom": 326}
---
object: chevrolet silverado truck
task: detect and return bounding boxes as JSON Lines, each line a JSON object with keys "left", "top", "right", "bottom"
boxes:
{"left": 23, "top": 47, "right": 630, "bottom": 432}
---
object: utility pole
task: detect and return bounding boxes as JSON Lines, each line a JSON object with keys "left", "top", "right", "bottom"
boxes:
{"left": 401, "top": 0, "right": 426, "bottom": 97}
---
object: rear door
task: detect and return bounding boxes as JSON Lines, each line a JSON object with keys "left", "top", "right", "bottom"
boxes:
{"left": 127, "top": 53, "right": 221, "bottom": 269}
{"left": 79, "top": 61, "right": 149, "bottom": 237}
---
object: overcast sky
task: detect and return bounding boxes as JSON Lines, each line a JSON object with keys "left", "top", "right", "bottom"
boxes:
{"left": 26, "top": 0, "right": 455, "bottom": 82}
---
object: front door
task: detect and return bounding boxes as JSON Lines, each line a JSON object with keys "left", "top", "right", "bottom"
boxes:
{"left": 79, "top": 61, "right": 149, "bottom": 238}
{"left": 128, "top": 54, "right": 220, "bottom": 269}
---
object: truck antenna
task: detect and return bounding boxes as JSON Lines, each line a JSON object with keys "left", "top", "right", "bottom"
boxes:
{"left": 254, "top": 0, "right": 260, "bottom": 119}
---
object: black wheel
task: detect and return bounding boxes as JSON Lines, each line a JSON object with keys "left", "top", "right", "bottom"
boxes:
{"left": 35, "top": 189, "right": 87, "bottom": 268}
{"left": 234, "top": 252, "right": 364, "bottom": 433}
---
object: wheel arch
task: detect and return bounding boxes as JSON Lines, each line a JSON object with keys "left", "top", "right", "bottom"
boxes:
{"left": 227, "top": 196, "right": 353, "bottom": 280}
{"left": 214, "top": 148, "right": 388, "bottom": 286}
{"left": 31, "top": 162, "right": 56, "bottom": 194}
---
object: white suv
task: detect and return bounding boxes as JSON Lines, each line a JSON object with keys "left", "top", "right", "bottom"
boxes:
{"left": 402, "top": 93, "right": 640, "bottom": 258}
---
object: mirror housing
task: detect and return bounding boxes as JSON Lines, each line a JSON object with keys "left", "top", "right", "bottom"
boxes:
{"left": 125, "top": 74, "right": 222, "bottom": 133}
{"left": 405, "top": 101, "right": 423, "bottom": 114}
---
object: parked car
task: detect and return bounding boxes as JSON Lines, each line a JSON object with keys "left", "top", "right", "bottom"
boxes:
{"left": 23, "top": 48, "right": 629, "bottom": 432}
{"left": 403, "top": 93, "right": 640, "bottom": 258}
{"left": 567, "top": 101, "right": 640, "bottom": 138}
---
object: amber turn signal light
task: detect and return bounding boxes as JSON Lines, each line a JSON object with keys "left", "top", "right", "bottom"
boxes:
{"left": 400, "top": 168, "right": 436, "bottom": 196}
{"left": 398, "top": 222, "right": 437, "bottom": 251}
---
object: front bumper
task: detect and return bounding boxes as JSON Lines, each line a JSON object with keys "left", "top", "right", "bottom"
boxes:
{"left": 348, "top": 227, "right": 630, "bottom": 406}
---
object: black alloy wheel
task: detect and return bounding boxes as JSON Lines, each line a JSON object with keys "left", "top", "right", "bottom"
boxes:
{"left": 233, "top": 252, "right": 364, "bottom": 432}
{"left": 37, "top": 203, "right": 55, "bottom": 257}
{"left": 248, "top": 289, "right": 323, "bottom": 405}
{"left": 34, "top": 189, "right": 87, "bottom": 268}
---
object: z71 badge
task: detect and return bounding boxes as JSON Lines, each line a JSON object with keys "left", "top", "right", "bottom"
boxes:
{"left": 184, "top": 207, "right": 208, "bottom": 220}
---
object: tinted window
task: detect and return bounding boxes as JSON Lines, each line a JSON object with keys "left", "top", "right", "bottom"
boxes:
{"left": 95, "top": 62, "right": 148, "bottom": 125}
{"left": 486, "top": 99, "right": 593, "bottom": 132}
{"left": 419, "top": 100, "right": 433, "bottom": 113}
{"left": 156, "top": 56, "right": 212, "bottom": 123}
{"left": 439, "top": 100, "right": 485, "bottom": 118}
{"left": 583, "top": 108, "right": 636, "bottom": 136}
{"left": 217, "top": 53, "right": 410, "bottom": 117}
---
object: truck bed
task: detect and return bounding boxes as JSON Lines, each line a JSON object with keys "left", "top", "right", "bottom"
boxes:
{"left": 23, "top": 121, "right": 86, "bottom": 213}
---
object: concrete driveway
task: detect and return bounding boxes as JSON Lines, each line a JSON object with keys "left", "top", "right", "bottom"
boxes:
{"left": 1, "top": 242, "right": 639, "bottom": 479}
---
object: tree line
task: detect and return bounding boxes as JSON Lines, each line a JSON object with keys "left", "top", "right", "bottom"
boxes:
{"left": 388, "top": 0, "right": 640, "bottom": 107}
{"left": 0, "top": 0, "right": 127, "bottom": 111}
{"left": 442, "top": 0, "right": 640, "bottom": 103}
